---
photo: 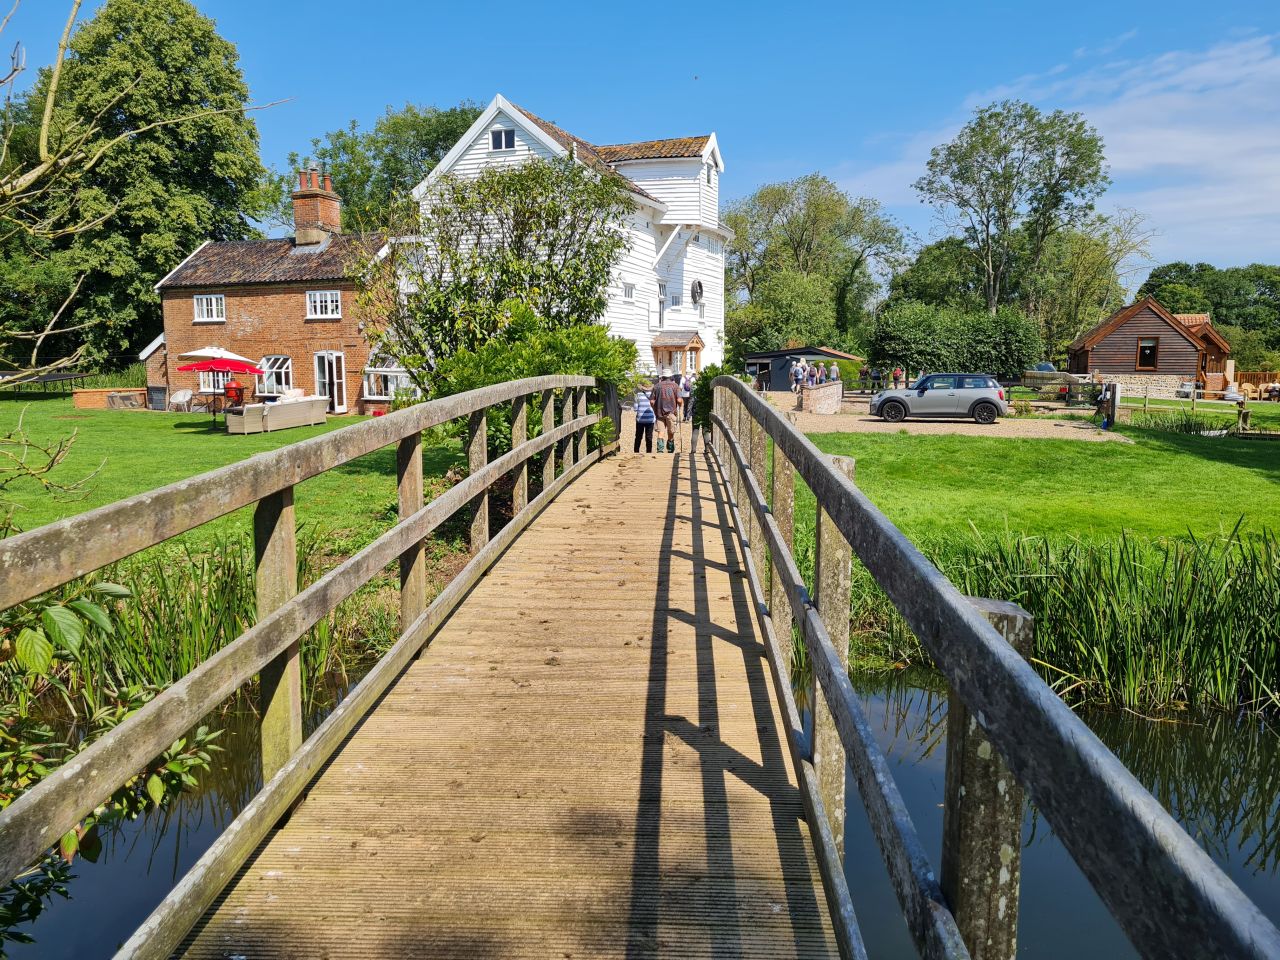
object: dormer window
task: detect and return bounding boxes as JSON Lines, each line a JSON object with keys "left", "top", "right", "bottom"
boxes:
{"left": 490, "top": 129, "right": 515, "bottom": 151}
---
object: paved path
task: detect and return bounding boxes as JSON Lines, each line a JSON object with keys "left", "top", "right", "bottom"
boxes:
{"left": 178, "top": 451, "right": 837, "bottom": 959}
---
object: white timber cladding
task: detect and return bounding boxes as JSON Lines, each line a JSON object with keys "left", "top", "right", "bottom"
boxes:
{"left": 415, "top": 94, "right": 728, "bottom": 370}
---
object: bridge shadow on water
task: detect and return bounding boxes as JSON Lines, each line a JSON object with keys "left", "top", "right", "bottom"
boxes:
{"left": 621, "top": 449, "right": 827, "bottom": 957}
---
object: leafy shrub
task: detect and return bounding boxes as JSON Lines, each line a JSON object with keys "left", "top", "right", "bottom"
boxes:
{"left": 868, "top": 300, "right": 1042, "bottom": 378}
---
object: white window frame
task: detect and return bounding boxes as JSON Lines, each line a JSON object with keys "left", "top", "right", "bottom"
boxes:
{"left": 192, "top": 294, "right": 225, "bottom": 324}
{"left": 306, "top": 290, "right": 342, "bottom": 320}
{"left": 622, "top": 282, "right": 635, "bottom": 302}
{"left": 489, "top": 128, "right": 515, "bottom": 151}
{"left": 362, "top": 363, "right": 419, "bottom": 402}
{"left": 256, "top": 355, "right": 293, "bottom": 397}
{"left": 670, "top": 292, "right": 683, "bottom": 309}
{"left": 658, "top": 282, "right": 667, "bottom": 329}
{"left": 706, "top": 165, "right": 713, "bottom": 185}
{"left": 198, "top": 370, "right": 233, "bottom": 394}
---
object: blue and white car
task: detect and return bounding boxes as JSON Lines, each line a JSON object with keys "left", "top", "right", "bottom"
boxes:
{"left": 869, "top": 373, "right": 1008, "bottom": 424}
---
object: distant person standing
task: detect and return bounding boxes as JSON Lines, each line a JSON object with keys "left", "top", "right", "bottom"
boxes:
{"left": 892, "top": 366, "right": 904, "bottom": 389}
{"left": 858, "top": 364, "right": 869, "bottom": 393}
{"left": 791, "top": 362, "right": 803, "bottom": 393}
{"left": 650, "top": 368, "right": 682, "bottom": 453}
{"left": 679, "top": 371, "right": 693, "bottom": 420}
{"left": 684, "top": 372, "right": 697, "bottom": 421}
{"left": 829, "top": 362, "right": 841, "bottom": 384}
{"left": 871, "top": 367, "right": 883, "bottom": 392}
{"left": 633, "top": 380, "right": 656, "bottom": 453}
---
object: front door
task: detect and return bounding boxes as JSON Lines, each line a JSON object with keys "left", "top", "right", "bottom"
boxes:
{"left": 314, "top": 351, "right": 347, "bottom": 413}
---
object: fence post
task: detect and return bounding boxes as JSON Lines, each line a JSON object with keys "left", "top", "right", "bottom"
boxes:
{"left": 771, "top": 423, "right": 796, "bottom": 671}
{"left": 1143, "top": 387, "right": 1150, "bottom": 413}
{"left": 813, "top": 454, "right": 855, "bottom": 855}
{"left": 397, "top": 432, "right": 427, "bottom": 635}
{"left": 576, "top": 386, "right": 589, "bottom": 462}
{"left": 468, "top": 408, "right": 488, "bottom": 555}
{"left": 562, "top": 388, "right": 576, "bottom": 468}
{"left": 602, "top": 383, "right": 621, "bottom": 454}
{"left": 748, "top": 411, "right": 767, "bottom": 583}
{"left": 254, "top": 488, "right": 301, "bottom": 783}
{"left": 542, "top": 389, "right": 556, "bottom": 488}
{"left": 511, "top": 395, "right": 528, "bottom": 516}
{"left": 942, "top": 597, "right": 1033, "bottom": 960}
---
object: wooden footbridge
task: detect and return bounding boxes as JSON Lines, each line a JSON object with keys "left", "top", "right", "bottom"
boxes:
{"left": 1, "top": 376, "right": 1277, "bottom": 959}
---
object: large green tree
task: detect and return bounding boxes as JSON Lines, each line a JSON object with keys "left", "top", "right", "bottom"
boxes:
{"left": 1138, "top": 262, "right": 1280, "bottom": 344}
{"left": 723, "top": 270, "right": 840, "bottom": 369}
{"left": 287, "top": 102, "right": 482, "bottom": 231}
{"left": 19, "top": 0, "right": 273, "bottom": 359}
{"left": 868, "top": 300, "right": 1042, "bottom": 379}
{"left": 914, "top": 100, "right": 1109, "bottom": 313}
{"left": 358, "top": 156, "right": 634, "bottom": 393}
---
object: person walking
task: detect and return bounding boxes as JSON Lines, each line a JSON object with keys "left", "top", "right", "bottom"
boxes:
{"left": 871, "top": 367, "right": 883, "bottom": 392}
{"left": 829, "top": 362, "right": 841, "bottom": 384}
{"left": 790, "top": 361, "right": 802, "bottom": 393}
{"left": 683, "top": 372, "right": 697, "bottom": 421}
{"left": 633, "top": 380, "right": 656, "bottom": 453}
{"left": 679, "top": 371, "right": 693, "bottom": 421}
{"left": 858, "top": 364, "right": 869, "bottom": 393}
{"left": 651, "top": 368, "right": 682, "bottom": 453}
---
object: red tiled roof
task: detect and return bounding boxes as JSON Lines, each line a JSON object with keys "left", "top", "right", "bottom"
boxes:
{"left": 511, "top": 104, "right": 662, "bottom": 205}
{"left": 596, "top": 136, "right": 712, "bottom": 162}
{"left": 157, "top": 234, "right": 382, "bottom": 289}
{"left": 1174, "top": 313, "right": 1212, "bottom": 325}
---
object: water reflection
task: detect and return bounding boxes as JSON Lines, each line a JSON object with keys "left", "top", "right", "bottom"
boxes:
{"left": 841, "top": 669, "right": 1280, "bottom": 958}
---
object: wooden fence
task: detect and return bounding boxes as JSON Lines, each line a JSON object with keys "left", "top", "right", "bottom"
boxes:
{"left": 709, "top": 375, "right": 1280, "bottom": 960}
{"left": 0, "top": 375, "right": 617, "bottom": 958}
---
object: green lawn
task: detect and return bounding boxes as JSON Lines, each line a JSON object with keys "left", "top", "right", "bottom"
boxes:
{"left": 1120, "top": 396, "right": 1280, "bottom": 425}
{"left": 2, "top": 396, "right": 462, "bottom": 554}
{"left": 804, "top": 426, "right": 1280, "bottom": 542}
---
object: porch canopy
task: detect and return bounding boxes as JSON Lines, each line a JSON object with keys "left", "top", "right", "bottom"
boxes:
{"left": 652, "top": 330, "right": 704, "bottom": 376}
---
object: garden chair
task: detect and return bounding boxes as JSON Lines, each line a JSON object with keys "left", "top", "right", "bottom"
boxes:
{"left": 168, "top": 388, "right": 193, "bottom": 412}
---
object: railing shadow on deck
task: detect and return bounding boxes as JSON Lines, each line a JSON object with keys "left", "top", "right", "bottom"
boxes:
{"left": 707, "top": 374, "right": 1280, "bottom": 960}
{"left": 0, "top": 375, "right": 622, "bottom": 959}
{"left": 624, "top": 450, "right": 828, "bottom": 957}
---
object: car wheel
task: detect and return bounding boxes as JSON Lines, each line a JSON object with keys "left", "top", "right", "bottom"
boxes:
{"left": 881, "top": 401, "right": 907, "bottom": 423}
{"left": 973, "top": 402, "right": 998, "bottom": 424}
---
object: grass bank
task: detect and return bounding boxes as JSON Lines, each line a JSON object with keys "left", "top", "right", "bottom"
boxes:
{"left": 789, "top": 425, "right": 1280, "bottom": 713}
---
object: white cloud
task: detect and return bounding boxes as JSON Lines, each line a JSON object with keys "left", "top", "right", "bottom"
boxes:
{"left": 844, "top": 33, "right": 1280, "bottom": 265}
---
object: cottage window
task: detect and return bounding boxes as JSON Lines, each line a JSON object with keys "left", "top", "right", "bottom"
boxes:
{"left": 363, "top": 363, "right": 419, "bottom": 402}
{"left": 706, "top": 165, "right": 713, "bottom": 185}
{"left": 193, "top": 294, "right": 225, "bottom": 323}
{"left": 306, "top": 290, "right": 342, "bottom": 319}
{"left": 489, "top": 128, "right": 515, "bottom": 151}
{"left": 256, "top": 355, "right": 293, "bottom": 396}
{"left": 657, "top": 282, "right": 667, "bottom": 329}
{"left": 1136, "top": 337, "right": 1159, "bottom": 370}
{"left": 198, "top": 370, "right": 233, "bottom": 393}
{"left": 623, "top": 282, "right": 635, "bottom": 302}
{"left": 670, "top": 292, "right": 682, "bottom": 308}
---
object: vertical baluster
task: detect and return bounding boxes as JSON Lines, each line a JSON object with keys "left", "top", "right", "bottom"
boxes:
{"left": 748, "top": 411, "right": 767, "bottom": 581}
{"left": 397, "top": 433, "right": 427, "bottom": 636}
{"left": 942, "top": 598, "right": 1033, "bottom": 960}
{"left": 468, "top": 408, "right": 488, "bottom": 554}
{"left": 542, "top": 389, "right": 556, "bottom": 488}
{"left": 562, "top": 388, "right": 576, "bottom": 468}
{"left": 255, "top": 488, "right": 301, "bottom": 782}
{"left": 771, "top": 425, "right": 796, "bottom": 672}
{"left": 576, "top": 385, "right": 588, "bottom": 462}
{"left": 511, "top": 394, "right": 528, "bottom": 516}
{"left": 813, "top": 454, "right": 855, "bottom": 856}
{"left": 602, "top": 382, "right": 621, "bottom": 454}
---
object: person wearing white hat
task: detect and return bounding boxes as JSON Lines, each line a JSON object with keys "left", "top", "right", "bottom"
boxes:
{"left": 650, "top": 367, "right": 682, "bottom": 453}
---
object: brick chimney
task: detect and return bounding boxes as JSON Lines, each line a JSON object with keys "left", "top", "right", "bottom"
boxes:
{"left": 292, "top": 164, "right": 342, "bottom": 246}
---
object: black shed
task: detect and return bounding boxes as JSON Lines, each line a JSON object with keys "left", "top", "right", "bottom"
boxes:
{"left": 742, "top": 347, "right": 863, "bottom": 391}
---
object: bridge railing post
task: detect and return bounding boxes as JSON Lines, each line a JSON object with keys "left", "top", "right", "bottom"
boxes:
{"left": 542, "top": 388, "right": 556, "bottom": 489}
{"left": 254, "top": 487, "right": 301, "bottom": 783}
{"left": 397, "top": 431, "right": 428, "bottom": 652}
{"left": 602, "top": 383, "right": 621, "bottom": 454}
{"left": 511, "top": 394, "right": 528, "bottom": 516}
{"left": 561, "top": 388, "right": 575, "bottom": 470}
{"left": 468, "top": 407, "right": 488, "bottom": 554}
{"left": 813, "top": 454, "right": 855, "bottom": 856}
{"left": 770, "top": 417, "right": 796, "bottom": 677}
{"left": 748, "top": 412, "right": 767, "bottom": 589}
{"left": 941, "top": 597, "right": 1033, "bottom": 960}
{"left": 576, "top": 386, "right": 589, "bottom": 462}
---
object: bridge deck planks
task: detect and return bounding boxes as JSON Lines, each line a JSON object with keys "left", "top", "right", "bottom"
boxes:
{"left": 178, "top": 450, "right": 838, "bottom": 959}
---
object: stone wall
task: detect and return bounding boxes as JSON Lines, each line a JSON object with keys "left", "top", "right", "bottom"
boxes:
{"left": 1091, "top": 372, "right": 1185, "bottom": 399}
{"left": 799, "top": 380, "right": 842, "bottom": 414}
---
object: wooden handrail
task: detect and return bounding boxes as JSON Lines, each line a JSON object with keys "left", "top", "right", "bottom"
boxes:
{"left": 709, "top": 376, "right": 1280, "bottom": 960}
{"left": 0, "top": 376, "right": 603, "bottom": 898}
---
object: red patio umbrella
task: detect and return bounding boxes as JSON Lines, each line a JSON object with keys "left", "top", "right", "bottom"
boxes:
{"left": 176, "top": 358, "right": 265, "bottom": 375}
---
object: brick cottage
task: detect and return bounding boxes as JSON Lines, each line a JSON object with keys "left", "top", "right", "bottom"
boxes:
{"left": 150, "top": 169, "right": 409, "bottom": 414}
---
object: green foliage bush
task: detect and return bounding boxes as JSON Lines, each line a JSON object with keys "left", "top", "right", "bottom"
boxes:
{"left": 868, "top": 300, "right": 1042, "bottom": 378}
{"left": 691, "top": 363, "right": 731, "bottom": 430}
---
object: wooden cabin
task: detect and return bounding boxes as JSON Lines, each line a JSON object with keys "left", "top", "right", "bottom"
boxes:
{"left": 1067, "top": 297, "right": 1231, "bottom": 391}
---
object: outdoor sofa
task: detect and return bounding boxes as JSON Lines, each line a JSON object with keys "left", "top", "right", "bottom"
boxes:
{"left": 226, "top": 391, "right": 328, "bottom": 434}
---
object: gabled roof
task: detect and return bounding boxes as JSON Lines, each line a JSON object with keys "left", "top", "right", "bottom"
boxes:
{"left": 652, "top": 330, "right": 705, "bottom": 348}
{"left": 1067, "top": 296, "right": 1207, "bottom": 353}
{"left": 1175, "top": 314, "right": 1232, "bottom": 352}
{"left": 596, "top": 136, "right": 712, "bottom": 163}
{"left": 743, "top": 346, "right": 865, "bottom": 362}
{"left": 413, "top": 95, "right": 721, "bottom": 210}
{"left": 156, "top": 234, "right": 383, "bottom": 289}
{"left": 138, "top": 332, "right": 165, "bottom": 361}
{"left": 1173, "top": 313, "right": 1211, "bottom": 325}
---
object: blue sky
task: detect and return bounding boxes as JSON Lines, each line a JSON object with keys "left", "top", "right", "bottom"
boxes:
{"left": 11, "top": 0, "right": 1280, "bottom": 272}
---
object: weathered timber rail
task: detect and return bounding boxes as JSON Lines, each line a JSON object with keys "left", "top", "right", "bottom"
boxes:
{"left": 709, "top": 375, "right": 1280, "bottom": 960}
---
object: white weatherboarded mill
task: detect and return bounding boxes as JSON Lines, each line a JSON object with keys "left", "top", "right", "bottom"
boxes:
{"left": 414, "top": 94, "right": 729, "bottom": 371}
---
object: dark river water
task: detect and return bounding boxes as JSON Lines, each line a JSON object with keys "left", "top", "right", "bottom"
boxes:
{"left": 7, "top": 675, "right": 1280, "bottom": 957}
